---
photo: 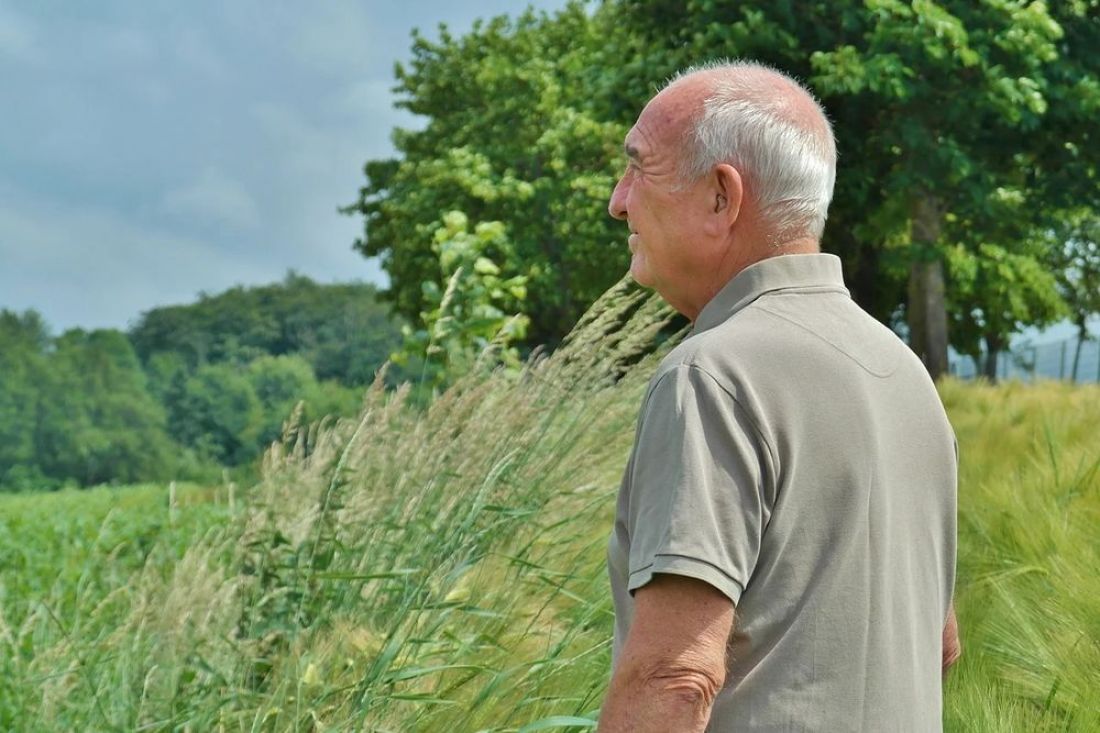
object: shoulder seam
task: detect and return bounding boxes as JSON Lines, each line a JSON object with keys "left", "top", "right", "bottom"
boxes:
{"left": 660, "top": 363, "right": 780, "bottom": 487}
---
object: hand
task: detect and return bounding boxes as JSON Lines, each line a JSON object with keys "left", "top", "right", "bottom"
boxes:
{"left": 942, "top": 603, "right": 961, "bottom": 675}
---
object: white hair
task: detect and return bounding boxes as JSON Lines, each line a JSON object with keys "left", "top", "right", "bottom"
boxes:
{"left": 671, "top": 61, "right": 837, "bottom": 243}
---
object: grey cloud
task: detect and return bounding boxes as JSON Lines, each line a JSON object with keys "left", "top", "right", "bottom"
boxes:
{"left": 159, "top": 168, "right": 262, "bottom": 231}
{"left": 0, "top": 1, "right": 569, "bottom": 332}
{"left": 289, "top": 1, "right": 379, "bottom": 73}
{"left": 0, "top": 182, "right": 260, "bottom": 331}
{"left": 0, "top": 2, "right": 36, "bottom": 62}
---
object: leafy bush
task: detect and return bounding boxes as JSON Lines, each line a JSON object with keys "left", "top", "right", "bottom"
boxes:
{"left": 391, "top": 210, "right": 531, "bottom": 393}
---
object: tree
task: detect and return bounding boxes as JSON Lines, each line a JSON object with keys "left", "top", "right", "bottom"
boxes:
{"left": 35, "top": 329, "right": 174, "bottom": 486}
{"left": 1046, "top": 212, "right": 1100, "bottom": 380}
{"left": 130, "top": 274, "right": 402, "bottom": 385}
{"left": 129, "top": 273, "right": 402, "bottom": 466}
{"left": 390, "top": 210, "right": 530, "bottom": 391}
{"left": 352, "top": 1, "right": 1100, "bottom": 379}
{"left": 247, "top": 354, "right": 321, "bottom": 448}
{"left": 344, "top": 3, "right": 629, "bottom": 349}
{"left": 947, "top": 242, "right": 1066, "bottom": 379}
{"left": 171, "top": 363, "right": 263, "bottom": 465}
{"left": 0, "top": 310, "right": 50, "bottom": 490}
{"left": 2, "top": 276, "right": 399, "bottom": 490}
{"left": 613, "top": 0, "right": 1098, "bottom": 378}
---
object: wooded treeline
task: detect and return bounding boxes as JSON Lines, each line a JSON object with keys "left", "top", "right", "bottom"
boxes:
{"left": 0, "top": 275, "right": 401, "bottom": 491}
{"left": 346, "top": 0, "right": 1099, "bottom": 380}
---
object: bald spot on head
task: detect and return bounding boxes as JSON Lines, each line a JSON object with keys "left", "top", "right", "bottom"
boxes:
{"left": 667, "top": 63, "right": 835, "bottom": 167}
{"left": 634, "top": 76, "right": 706, "bottom": 161}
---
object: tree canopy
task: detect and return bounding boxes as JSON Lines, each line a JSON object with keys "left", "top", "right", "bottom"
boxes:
{"left": 347, "top": 0, "right": 1100, "bottom": 376}
{"left": 130, "top": 272, "right": 402, "bottom": 385}
{"left": 345, "top": 4, "right": 630, "bottom": 349}
{"left": 1, "top": 276, "right": 400, "bottom": 492}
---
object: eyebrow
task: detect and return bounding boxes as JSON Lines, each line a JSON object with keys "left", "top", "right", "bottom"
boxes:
{"left": 624, "top": 143, "right": 642, "bottom": 162}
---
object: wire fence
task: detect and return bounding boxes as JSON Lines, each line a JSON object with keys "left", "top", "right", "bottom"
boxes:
{"left": 948, "top": 335, "right": 1100, "bottom": 384}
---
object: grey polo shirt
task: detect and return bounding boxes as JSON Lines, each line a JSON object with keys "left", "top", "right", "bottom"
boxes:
{"left": 608, "top": 253, "right": 957, "bottom": 731}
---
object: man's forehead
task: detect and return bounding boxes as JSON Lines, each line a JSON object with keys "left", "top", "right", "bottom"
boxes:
{"left": 625, "top": 90, "right": 695, "bottom": 159}
{"left": 622, "top": 114, "right": 663, "bottom": 160}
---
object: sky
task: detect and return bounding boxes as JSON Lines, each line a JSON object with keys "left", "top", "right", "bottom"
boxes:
{"left": 0, "top": 0, "right": 568, "bottom": 333}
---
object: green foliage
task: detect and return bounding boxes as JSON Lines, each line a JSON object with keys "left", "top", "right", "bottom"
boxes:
{"left": 0, "top": 483, "right": 233, "bottom": 731}
{"left": 391, "top": 210, "right": 530, "bottom": 389}
{"left": 246, "top": 354, "right": 318, "bottom": 443}
{"left": 947, "top": 241, "right": 1068, "bottom": 364}
{"left": 246, "top": 354, "right": 362, "bottom": 449}
{"left": 350, "top": 0, "right": 1100, "bottom": 365}
{"left": 0, "top": 311, "right": 50, "bottom": 491}
{"left": 163, "top": 352, "right": 362, "bottom": 470}
{"left": 170, "top": 363, "right": 263, "bottom": 465}
{"left": 29, "top": 328, "right": 175, "bottom": 487}
{"left": 344, "top": 3, "right": 629, "bottom": 348}
{"left": 129, "top": 272, "right": 402, "bottom": 385}
{"left": 0, "top": 323, "right": 177, "bottom": 488}
{"left": 1047, "top": 211, "right": 1100, "bottom": 337}
{"left": 1, "top": 275, "right": 404, "bottom": 491}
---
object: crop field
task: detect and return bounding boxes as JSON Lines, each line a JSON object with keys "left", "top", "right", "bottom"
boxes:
{"left": 2, "top": 290, "right": 1099, "bottom": 732}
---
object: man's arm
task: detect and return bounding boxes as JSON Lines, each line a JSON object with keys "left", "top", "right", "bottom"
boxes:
{"left": 598, "top": 574, "right": 735, "bottom": 733}
{"left": 942, "top": 601, "right": 961, "bottom": 674}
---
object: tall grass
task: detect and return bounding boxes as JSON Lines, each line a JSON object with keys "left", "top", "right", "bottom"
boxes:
{"left": 2, "top": 286, "right": 1099, "bottom": 731}
{"left": 0, "top": 483, "right": 233, "bottom": 731}
{"left": 940, "top": 380, "right": 1100, "bottom": 732}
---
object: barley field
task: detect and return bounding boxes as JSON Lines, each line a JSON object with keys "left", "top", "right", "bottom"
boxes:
{"left": 2, "top": 287, "right": 1098, "bottom": 732}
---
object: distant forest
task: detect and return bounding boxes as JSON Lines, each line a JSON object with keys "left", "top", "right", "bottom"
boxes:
{"left": 0, "top": 274, "right": 402, "bottom": 491}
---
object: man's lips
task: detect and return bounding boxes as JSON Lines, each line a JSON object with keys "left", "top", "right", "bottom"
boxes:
{"left": 628, "top": 232, "right": 639, "bottom": 251}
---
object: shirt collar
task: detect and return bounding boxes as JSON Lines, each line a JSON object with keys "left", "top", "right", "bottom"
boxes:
{"left": 691, "top": 253, "right": 849, "bottom": 335}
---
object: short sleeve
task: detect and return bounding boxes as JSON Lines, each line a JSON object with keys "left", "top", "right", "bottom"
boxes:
{"left": 624, "top": 364, "right": 774, "bottom": 605}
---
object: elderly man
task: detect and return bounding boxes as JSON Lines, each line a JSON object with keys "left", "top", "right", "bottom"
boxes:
{"left": 600, "top": 62, "right": 960, "bottom": 731}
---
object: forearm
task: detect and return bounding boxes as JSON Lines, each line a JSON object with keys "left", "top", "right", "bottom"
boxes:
{"left": 599, "top": 574, "right": 732, "bottom": 732}
{"left": 598, "top": 665, "right": 719, "bottom": 732}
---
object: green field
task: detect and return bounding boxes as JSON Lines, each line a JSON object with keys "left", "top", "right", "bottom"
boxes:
{"left": 2, "top": 291, "right": 1099, "bottom": 731}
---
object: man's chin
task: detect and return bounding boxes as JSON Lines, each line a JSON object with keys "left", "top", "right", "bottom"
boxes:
{"left": 629, "top": 257, "right": 653, "bottom": 288}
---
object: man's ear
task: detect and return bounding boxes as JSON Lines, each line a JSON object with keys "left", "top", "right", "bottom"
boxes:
{"left": 702, "top": 163, "right": 742, "bottom": 239}
{"left": 714, "top": 163, "right": 743, "bottom": 225}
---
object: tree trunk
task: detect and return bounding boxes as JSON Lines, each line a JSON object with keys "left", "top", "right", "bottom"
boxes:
{"left": 907, "top": 195, "right": 949, "bottom": 379}
{"left": 982, "top": 333, "right": 1004, "bottom": 382}
{"left": 1071, "top": 317, "right": 1088, "bottom": 383}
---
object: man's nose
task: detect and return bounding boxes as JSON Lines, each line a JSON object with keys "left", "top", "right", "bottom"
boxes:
{"left": 608, "top": 176, "right": 628, "bottom": 221}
